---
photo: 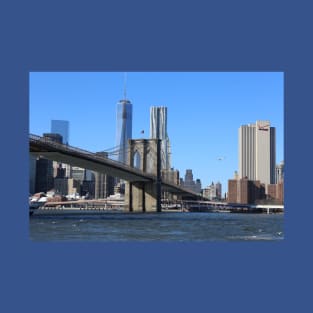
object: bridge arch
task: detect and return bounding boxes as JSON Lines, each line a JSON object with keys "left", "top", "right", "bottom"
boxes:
{"left": 133, "top": 150, "right": 141, "bottom": 169}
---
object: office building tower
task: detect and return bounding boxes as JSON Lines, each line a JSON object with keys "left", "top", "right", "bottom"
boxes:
{"left": 50, "top": 120, "right": 71, "bottom": 178}
{"left": 150, "top": 106, "right": 171, "bottom": 170}
{"left": 215, "top": 182, "right": 222, "bottom": 199}
{"left": 94, "top": 152, "right": 114, "bottom": 199}
{"left": 181, "top": 169, "right": 201, "bottom": 193}
{"left": 183, "top": 169, "right": 195, "bottom": 190}
{"left": 35, "top": 157, "right": 54, "bottom": 193}
{"left": 275, "top": 161, "right": 284, "bottom": 183}
{"left": 238, "top": 120, "right": 276, "bottom": 187}
{"left": 35, "top": 133, "right": 62, "bottom": 193}
{"left": 116, "top": 99, "right": 132, "bottom": 164}
{"left": 51, "top": 120, "right": 69, "bottom": 145}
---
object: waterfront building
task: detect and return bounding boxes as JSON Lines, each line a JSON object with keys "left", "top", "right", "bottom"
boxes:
{"left": 70, "top": 167, "right": 96, "bottom": 197}
{"left": 34, "top": 133, "right": 62, "bottom": 193}
{"left": 267, "top": 182, "right": 284, "bottom": 204}
{"left": 238, "top": 120, "right": 276, "bottom": 188}
{"left": 203, "top": 182, "right": 222, "bottom": 200}
{"left": 228, "top": 177, "right": 265, "bottom": 204}
{"left": 54, "top": 177, "right": 79, "bottom": 197}
{"left": 35, "top": 157, "right": 54, "bottom": 193}
{"left": 150, "top": 106, "right": 171, "bottom": 170}
{"left": 275, "top": 161, "right": 284, "bottom": 184}
{"left": 94, "top": 152, "right": 115, "bottom": 199}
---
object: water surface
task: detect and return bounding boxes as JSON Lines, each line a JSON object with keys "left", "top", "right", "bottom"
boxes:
{"left": 29, "top": 212, "right": 284, "bottom": 242}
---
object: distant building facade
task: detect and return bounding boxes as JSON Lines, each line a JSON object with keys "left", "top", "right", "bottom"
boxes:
{"left": 94, "top": 152, "right": 115, "bottom": 199}
{"left": 35, "top": 157, "right": 54, "bottom": 193}
{"left": 150, "top": 106, "right": 171, "bottom": 170}
{"left": 181, "top": 169, "right": 202, "bottom": 194}
{"left": 161, "top": 168, "right": 180, "bottom": 185}
{"left": 228, "top": 177, "right": 265, "bottom": 204}
{"left": 238, "top": 120, "right": 276, "bottom": 188}
{"left": 203, "top": 182, "right": 222, "bottom": 200}
{"left": 50, "top": 120, "right": 71, "bottom": 178}
{"left": 51, "top": 120, "right": 69, "bottom": 145}
{"left": 34, "top": 133, "right": 59, "bottom": 193}
{"left": 275, "top": 161, "right": 284, "bottom": 184}
{"left": 267, "top": 182, "right": 284, "bottom": 204}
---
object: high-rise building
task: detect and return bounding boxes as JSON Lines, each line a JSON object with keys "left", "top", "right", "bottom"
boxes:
{"left": 150, "top": 106, "right": 171, "bottom": 170}
{"left": 35, "top": 157, "right": 54, "bottom": 193}
{"left": 34, "top": 133, "right": 61, "bottom": 193}
{"left": 94, "top": 152, "right": 114, "bottom": 199}
{"left": 275, "top": 161, "right": 284, "bottom": 183}
{"left": 238, "top": 120, "right": 276, "bottom": 187}
{"left": 50, "top": 120, "right": 71, "bottom": 178}
{"left": 116, "top": 99, "right": 132, "bottom": 164}
{"left": 51, "top": 120, "right": 69, "bottom": 145}
{"left": 181, "top": 169, "right": 201, "bottom": 194}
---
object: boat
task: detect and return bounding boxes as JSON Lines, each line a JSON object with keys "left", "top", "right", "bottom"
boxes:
{"left": 29, "top": 194, "right": 47, "bottom": 216}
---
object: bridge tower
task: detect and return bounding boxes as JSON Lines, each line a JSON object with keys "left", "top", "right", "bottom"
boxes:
{"left": 125, "top": 139, "right": 161, "bottom": 212}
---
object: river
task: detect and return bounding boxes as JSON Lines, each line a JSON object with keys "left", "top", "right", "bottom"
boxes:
{"left": 29, "top": 212, "right": 284, "bottom": 241}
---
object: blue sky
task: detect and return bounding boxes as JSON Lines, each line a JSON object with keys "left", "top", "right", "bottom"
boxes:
{"left": 29, "top": 72, "right": 284, "bottom": 194}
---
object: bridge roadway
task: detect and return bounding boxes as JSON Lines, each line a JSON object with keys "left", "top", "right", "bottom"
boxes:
{"left": 29, "top": 134, "right": 200, "bottom": 198}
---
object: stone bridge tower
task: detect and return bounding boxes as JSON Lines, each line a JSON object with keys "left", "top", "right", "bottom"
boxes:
{"left": 125, "top": 139, "right": 161, "bottom": 212}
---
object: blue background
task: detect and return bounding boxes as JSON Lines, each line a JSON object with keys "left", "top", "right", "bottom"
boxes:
{"left": 0, "top": 0, "right": 311, "bottom": 312}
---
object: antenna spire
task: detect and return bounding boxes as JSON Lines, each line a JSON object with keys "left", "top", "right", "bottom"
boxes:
{"left": 123, "top": 72, "right": 127, "bottom": 100}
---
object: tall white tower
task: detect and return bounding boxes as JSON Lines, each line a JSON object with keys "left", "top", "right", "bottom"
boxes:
{"left": 239, "top": 120, "right": 276, "bottom": 187}
{"left": 116, "top": 73, "right": 132, "bottom": 164}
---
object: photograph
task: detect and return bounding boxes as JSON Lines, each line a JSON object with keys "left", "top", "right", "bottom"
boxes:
{"left": 29, "top": 72, "right": 284, "bottom": 241}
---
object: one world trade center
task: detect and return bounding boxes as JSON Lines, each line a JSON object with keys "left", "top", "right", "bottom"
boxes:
{"left": 115, "top": 95, "right": 132, "bottom": 164}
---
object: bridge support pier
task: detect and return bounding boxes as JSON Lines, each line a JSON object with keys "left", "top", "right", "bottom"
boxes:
{"left": 125, "top": 181, "right": 161, "bottom": 212}
{"left": 125, "top": 139, "right": 161, "bottom": 212}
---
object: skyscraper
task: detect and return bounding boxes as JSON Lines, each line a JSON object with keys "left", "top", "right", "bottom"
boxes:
{"left": 50, "top": 120, "right": 71, "bottom": 178}
{"left": 51, "top": 120, "right": 69, "bottom": 145}
{"left": 275, "top": 161, "right": 284, "bottom": 183}
{"left": 150, "top": 106, "right": 171, "bottom": 170}
{"left": 116, "top": 99, "right": 132, "bottom": 164}
{"left": 238, "top": 120, "right": 276, "bottom": 187}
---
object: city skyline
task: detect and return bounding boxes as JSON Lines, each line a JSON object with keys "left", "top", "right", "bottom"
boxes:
{"left": 29, "top": 72, "right": 284, "bottom": 193}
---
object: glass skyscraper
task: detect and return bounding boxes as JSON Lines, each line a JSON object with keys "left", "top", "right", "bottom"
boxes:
{"left": 150, "top": 106, "right": 171, "bottom": 170}
{"left": 116, "top": 99, "right": 132, "bottom": 164}
{"left": 51, "top": 120, "right": 69, "bottom": 145}
{"left": 51, "top": 120, "right": 71, "bottom": 177}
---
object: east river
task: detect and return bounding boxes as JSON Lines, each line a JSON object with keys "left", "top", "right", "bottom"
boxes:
{"left": 29, "top": 212, "right": 284, "bottom": 241}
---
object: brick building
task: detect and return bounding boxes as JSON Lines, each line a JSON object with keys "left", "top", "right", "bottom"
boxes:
{"left": 228, "top": 177, "right": 265, "bottom": 204}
